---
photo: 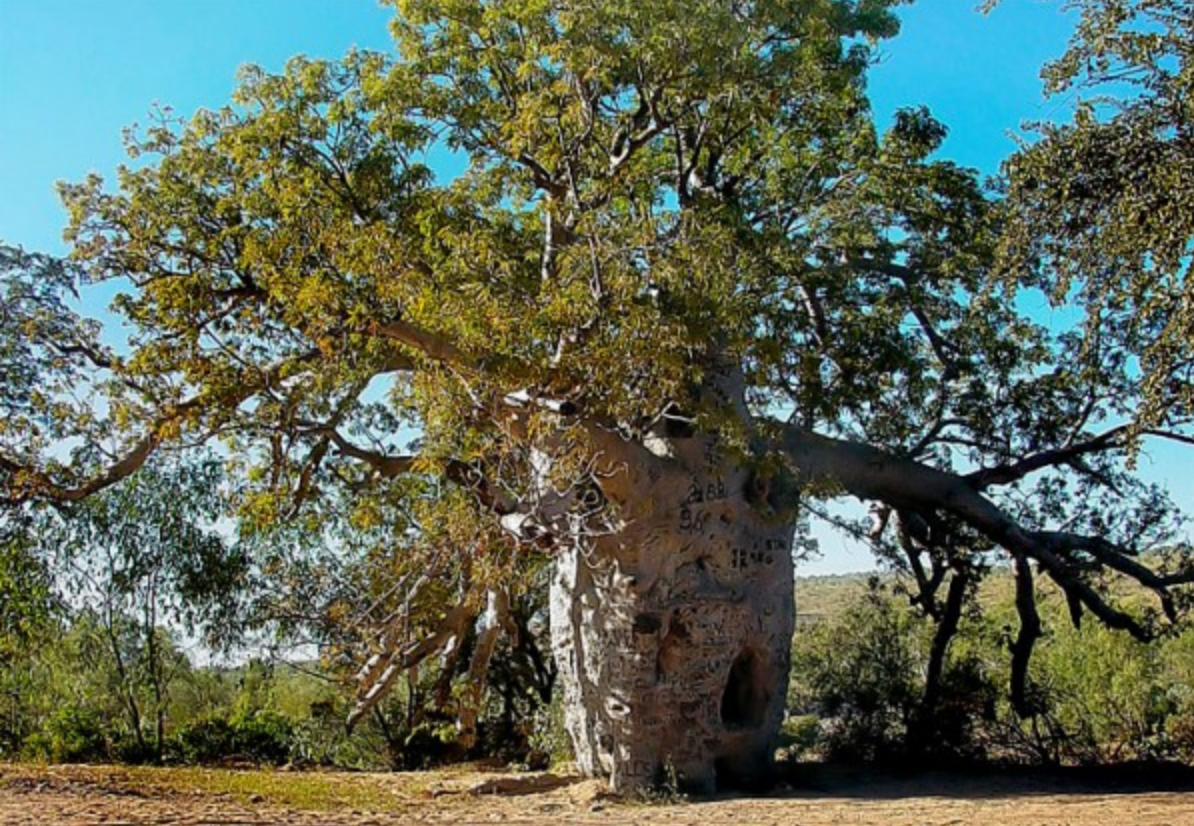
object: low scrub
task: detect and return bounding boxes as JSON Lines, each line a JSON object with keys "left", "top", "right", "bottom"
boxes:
{"left": 790, "top": 575, "right": 1194, "bottom": 768}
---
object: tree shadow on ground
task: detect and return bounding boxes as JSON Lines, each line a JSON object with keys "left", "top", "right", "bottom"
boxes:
{"left": 772, "top": 761, "right": 1194, "bottom": 801}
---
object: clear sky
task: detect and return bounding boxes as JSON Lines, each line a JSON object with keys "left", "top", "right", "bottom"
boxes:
{"left": 7, "top": 1, "right": 1178, "bottom": 576}
{"left": 2, "top": 0, "right": 1077, "bottom": 255}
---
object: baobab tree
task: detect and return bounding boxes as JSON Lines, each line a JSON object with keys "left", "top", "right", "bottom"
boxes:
{"left": 3, "top": 0, "right": 1192, "bottom": 792}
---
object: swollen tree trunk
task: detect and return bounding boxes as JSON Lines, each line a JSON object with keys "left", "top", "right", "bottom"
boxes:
{"left": 549, "top": 433, "right": 795, "bottom": 793}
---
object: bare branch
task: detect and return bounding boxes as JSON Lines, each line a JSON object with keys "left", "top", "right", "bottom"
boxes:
{"left": 778, "top": 423, "right": 1178, "bottom": 643}
{"left": 967, "top": 425, "right": 1194, "bottom": 491}
{"left": 347, "top": 602, "right": 476, "bottom": 730}
{"left": 965, "top": 426, "right": 1127, "bottom": 490}
{"left": 316, "top": 429, "right": 420, "bottom": 478}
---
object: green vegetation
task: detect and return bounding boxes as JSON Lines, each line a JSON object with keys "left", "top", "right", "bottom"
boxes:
{"left": 0, "top": 593, "right": 555, "bottom": 769}
{"left": 1, "top": 634, "right": 524, "bottom": 770}
{"left": 7, "top": 566, "right": 1194, "bottom": 774}
{"left": 791, "top": 568, "right": 1194, "bottom": 767}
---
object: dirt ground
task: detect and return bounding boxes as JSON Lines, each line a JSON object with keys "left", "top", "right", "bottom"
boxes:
{"left": 2, "top": 762, "right": 1193, "bottom": 826}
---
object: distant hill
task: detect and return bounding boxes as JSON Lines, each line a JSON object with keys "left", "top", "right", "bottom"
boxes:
{"left": 794, "top": 548, "right": 1180, "bottom": 628}
{"left": 794, "top": 572, "right": 874, "bottom": 625}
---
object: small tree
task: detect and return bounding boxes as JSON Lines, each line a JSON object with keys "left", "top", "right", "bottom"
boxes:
{"left": 42, "top": 456, "right": 247, "bottom": 761}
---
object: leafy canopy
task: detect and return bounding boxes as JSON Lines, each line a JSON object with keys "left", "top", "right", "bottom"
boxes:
{"left": 996, "top": 0, "right": 1194, "bottom": 430}
{"left": 2, "top": 0, "right": 1193, "bottom": 722}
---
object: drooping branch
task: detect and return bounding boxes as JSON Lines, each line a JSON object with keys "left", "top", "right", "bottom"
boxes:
{"left": 456, "top": 588, "right": 515, "bottom": 751}
{"left": 921, "top": 563, "right": 970, "bottom": 718}
{"left": 1041, "top": 530, "right": 1194, "bottom": 621}
{"left": 777, "top": 423, "right": 1182, "bottom": 643}
{"left": 1009, "top": 553, "right": 1042, "bottom": 717}
{"left": 347, "top": 601, "right": 477, "bottom": 730}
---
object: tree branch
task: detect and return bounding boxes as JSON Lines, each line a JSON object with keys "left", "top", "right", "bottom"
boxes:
{"left": 2, "top": 349, "right": 321, "bottom": 505}
{"left": 777, "top": 423, "right": 1174, "bottom": 642}
{"left": 966, "top": 425, "right": 1194, "bottom": 491}
{"left": 367, "top": 318, "right": 476, "bottom": 368}
{"left": 1009, "top": 553, "right": 1042, "bottom": 717}
{"left": 347, "top": 602, "right": 476, "bottom": 730}
{"left": 314, "top": 428, "right": 516, "bottom": 515}
{"left": 965, "top": 426, "right": 1127, "bottom": 490}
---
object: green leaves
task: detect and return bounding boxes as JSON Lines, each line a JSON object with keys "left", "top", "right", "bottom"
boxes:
{"left": 997, "top": 0, "right": 1194, "bottom": 434}
{"left": 51, "top": 455, "right": 247, "bottom": 643}
{"left": 0, "top": 517, "right": 58, "bottom": 661}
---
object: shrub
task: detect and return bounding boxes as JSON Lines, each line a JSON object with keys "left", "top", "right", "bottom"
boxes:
{"left": 525, "top": 689, "right": 572, "bottom": 769}
{"left": 169, "top": 714, "right": 236, "bottom": 764}
{"left": 791, "top": 580, "right": 1002, "bottom": 766}
{"left": 1018, "top": 623, "right": 1171, "bottom": 764}
{"left": 168, "top": 709, "right": 293, "bottom": 765}
{"left": 791, "top": 572, "right": 1194, "bottom": 769}
{"left": 231, "top": 709, "right": 293, "bottom": 763}
{"left": 30, "top": 706, "right": 109, "bottom": 763}
{"left": 790, "top": 583, "right": 924, "bottom": 763}
{"left": 775, "top": 714, "right": 820, "bottom": 762}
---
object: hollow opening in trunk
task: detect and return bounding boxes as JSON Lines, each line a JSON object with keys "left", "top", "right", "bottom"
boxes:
{"left": 720, "top": 647, "right": 769, "bottom": 730}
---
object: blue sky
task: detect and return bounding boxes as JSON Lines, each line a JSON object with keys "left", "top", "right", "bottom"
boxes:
{"left": 1, "top": 0, "right": 1076, "bottom": 254}
{"left": 8, "top": 1, "right": 1179, "bottom": 575}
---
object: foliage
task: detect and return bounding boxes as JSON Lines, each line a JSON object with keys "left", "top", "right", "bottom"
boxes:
{"left": 1029, "top": 623, "right": 1169, "bottom": 763}
{"left": 50, "top": 454, "right": 248, "bottom": 645}
{"left": 791, "top": 581, "right": 923, "bottom": 762}
{"left": 995, "top": 0, "right": 1194, "bottom": 430}
{"left": 525, "top": 689, "right": 572, "bottom": 770}
{"left": 791, "top": 579, "right": 996, "bottom": 764}
{"left": 0, "top": 245, "right": 109, "bottom": 484}
{"left": 28, "top": 706, "right": 111, "bottom": 763}
{"left": 34, "top": 455, "right": 247, "bottom": 761}
{"left": 169, "top": 709, "right": 294, "bottom": 765}
{"left": 790, "top": 568, "right": 1194, "bottom": 767}
{"left": 0, "top": 609, "right": 554, "bottom": 769}
{"left": 0, "top": 518, "right": 57, "bottom": 662}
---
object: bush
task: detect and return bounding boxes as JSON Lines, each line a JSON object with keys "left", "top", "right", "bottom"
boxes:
{"left": 1010, "top": 623, "right": 1172, "bottom": 764}
{"left": 169, "top": 715, "right": 236, "bottom": 764}
{"left": 775, "top": 714, "right": 821, "bottom": 762}
{"left": 168, "top": 709, "right": 293, "bottom": 765}
{"left": 525, "top": 689, "right": 572, "bottom": 769}
{"left": 790, "top": 583, "right": 925, "bottom": 763}
{"left": 232, "top": 709, "right": 293, "bottom": 763}
{"left": 791, "top": 573, "right": 1194, "bottom": 770}
{"left": 27, "top": 706, "right": 109, "bottom": 763}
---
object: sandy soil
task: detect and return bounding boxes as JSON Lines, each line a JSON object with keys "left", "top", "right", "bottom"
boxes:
{"left": 2, "top": 763, "right": 1193, "bottom": 826}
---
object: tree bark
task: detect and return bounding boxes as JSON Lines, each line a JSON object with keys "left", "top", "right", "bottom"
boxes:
{"left": 549, "top": 433, "right": 795, "bottom": 793}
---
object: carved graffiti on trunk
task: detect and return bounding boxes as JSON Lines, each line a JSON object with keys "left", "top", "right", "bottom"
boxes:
{"left": 549, "top": 435, "right": 796, "bottom": 793}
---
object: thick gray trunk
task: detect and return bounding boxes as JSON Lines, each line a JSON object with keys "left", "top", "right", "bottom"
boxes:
{"left": 549, "top": 435, "right": 794, "bottom": 793}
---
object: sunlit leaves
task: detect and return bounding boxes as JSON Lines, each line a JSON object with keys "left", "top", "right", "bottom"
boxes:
{"left": 997, "top": 0, "right": 1194, "bottom": 432}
